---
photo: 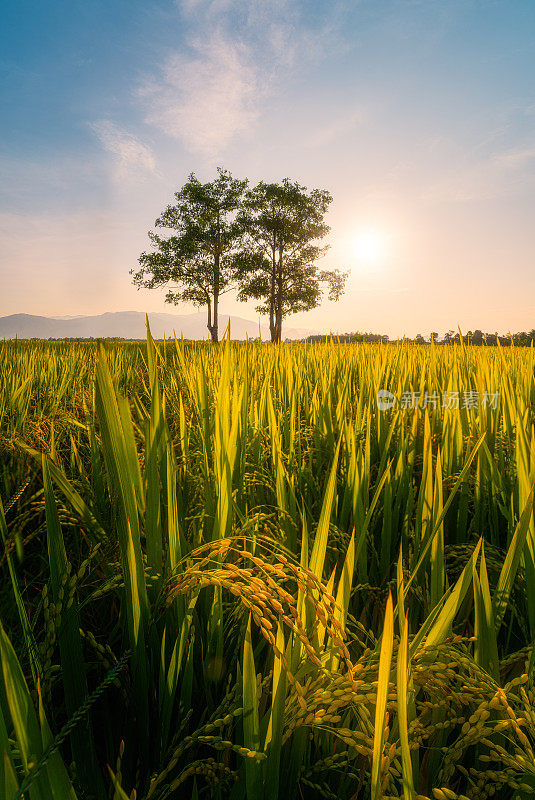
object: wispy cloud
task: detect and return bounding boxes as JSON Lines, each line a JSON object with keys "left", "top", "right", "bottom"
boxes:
{"left": 179, "top": 0, "right": 309, "bottom": 68}
{"left": 139, "top": 0, "right": 340, "bottom": 158}
{"left": 90, "top": 121, "right": 158, "bottom": 178}
{"left": 139, "top": 33, "right": 259, "bottom": 158}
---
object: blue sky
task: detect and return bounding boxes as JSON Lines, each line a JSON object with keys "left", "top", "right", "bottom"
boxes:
{"left": 1, "top": 0, "right": 534, "bottom": 336}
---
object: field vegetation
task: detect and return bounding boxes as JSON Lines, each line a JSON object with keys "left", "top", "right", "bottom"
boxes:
{"left": 1, "top": 331, "right": 535, "bottom": 799}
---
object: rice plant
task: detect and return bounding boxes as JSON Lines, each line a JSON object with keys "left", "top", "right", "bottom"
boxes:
{"left": 1, "top": 329, "right": 535, "bottom": 799}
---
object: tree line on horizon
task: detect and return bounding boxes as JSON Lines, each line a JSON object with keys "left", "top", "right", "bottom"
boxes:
{"left": 21, "top": 329, "right": 535, "bottom": 346}
{"left": 131, "top": 168, "right": 347, "bottom": 343}
{"left": 306, "top": 329, "right": 535, "bottom": 345}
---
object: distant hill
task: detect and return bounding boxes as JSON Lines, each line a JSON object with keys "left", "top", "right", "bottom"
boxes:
{"left": 0, "top": 312, "right": 313, "bottom": 341}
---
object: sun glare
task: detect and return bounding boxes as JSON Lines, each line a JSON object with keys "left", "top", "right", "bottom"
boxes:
{"left": 353, "top": 231, "right": 387, "bottom": 263}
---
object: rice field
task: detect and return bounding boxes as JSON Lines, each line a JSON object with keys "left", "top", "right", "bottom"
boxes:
{"left": 1, "top": 331, "right": 535, "bottom": 800}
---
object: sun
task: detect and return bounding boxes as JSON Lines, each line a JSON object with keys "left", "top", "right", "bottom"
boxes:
{"left": 353, "top": 231, "right": 387, "bottom": 263}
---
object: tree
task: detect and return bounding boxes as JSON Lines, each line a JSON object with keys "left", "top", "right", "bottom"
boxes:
{"left": 235, "top": 179, "right": 347, "bottom": 342}
{"left": 131, "top": 168, "right": 247, "bottom": 343}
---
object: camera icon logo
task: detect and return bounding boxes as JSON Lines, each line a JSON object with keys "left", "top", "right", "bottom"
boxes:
{"left": 376, "top": 389, "right": 397, "bottom": 411}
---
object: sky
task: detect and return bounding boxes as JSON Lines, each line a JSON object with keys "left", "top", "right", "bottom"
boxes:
{"left": 1, "top": 0, "right": 534, "bottom": 338}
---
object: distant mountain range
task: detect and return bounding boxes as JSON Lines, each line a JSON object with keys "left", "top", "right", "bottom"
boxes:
{"left": 0, "top": 312, "right": 314, "bottom": 341}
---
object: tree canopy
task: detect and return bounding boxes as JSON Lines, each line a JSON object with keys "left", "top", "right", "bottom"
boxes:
{"left": 133, "top": 170, "right": 346, "bottom": 342}
{"left": 236, "top": 179, "right": 347, "bottom": 342}
{"left": 131, "top": 168, "right": 247, "bottom": 342}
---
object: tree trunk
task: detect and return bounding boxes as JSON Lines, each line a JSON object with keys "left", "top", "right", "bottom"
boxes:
{"left": 275, "top": 312, "right": 282, "bottom": 342}
{"left": 212, "top": 252, "right": 220, "bottom": 343}
{"left": 269, "top": 245, "right": 276, "bottom": 342}
{"left": 212, "top": 294, "right": 219, "bottom": 342}
{"left": 206, "top": 295, "right": 216, "bottom": 342}
{"left": 274, "top": 249, "right": 283, "bottom": 343}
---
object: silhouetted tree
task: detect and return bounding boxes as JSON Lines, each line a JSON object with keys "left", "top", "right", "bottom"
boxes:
{"left": 132, "top": 168, "right": 247, "bottom": 342}
{"left": 235, "top": 179, "right": 347, "bottom": 342}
